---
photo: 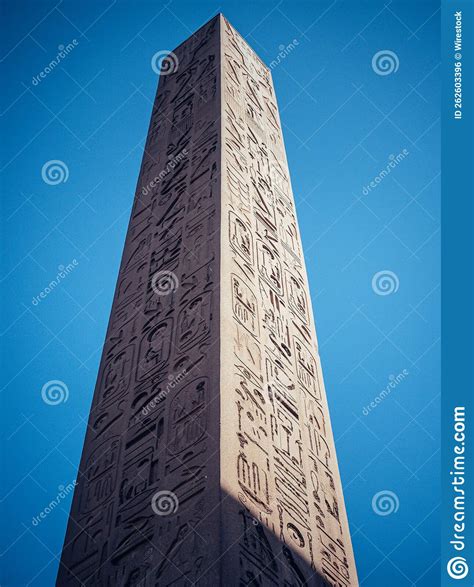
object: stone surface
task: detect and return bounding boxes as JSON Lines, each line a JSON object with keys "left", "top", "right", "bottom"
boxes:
{"left": 57, "top": 14, "right": 357, "bottom": 586}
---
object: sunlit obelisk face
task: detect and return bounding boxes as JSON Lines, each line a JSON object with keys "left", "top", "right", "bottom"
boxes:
{"left": 57, "top": 14, "right": 357, "bottom": 587}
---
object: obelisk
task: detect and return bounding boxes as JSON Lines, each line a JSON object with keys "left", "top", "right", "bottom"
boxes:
{"left": 57, "top": 14, "right": 357, "bottom": 586}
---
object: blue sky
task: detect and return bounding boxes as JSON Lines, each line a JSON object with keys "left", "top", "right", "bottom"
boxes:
{"left": 1, "top": 1, "right": 440, "bottom": 585}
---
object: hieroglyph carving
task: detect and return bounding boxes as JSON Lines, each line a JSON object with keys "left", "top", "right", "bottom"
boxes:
{"left": 58, "top": 16, "right": 222, "bottom": 586}
{"left": 219, "top": 16, "right": 357, "bottom": 587}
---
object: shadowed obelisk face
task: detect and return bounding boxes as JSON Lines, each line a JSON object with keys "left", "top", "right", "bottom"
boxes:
{"left": 57, "top": 14, "right": 357, "bottom": 587}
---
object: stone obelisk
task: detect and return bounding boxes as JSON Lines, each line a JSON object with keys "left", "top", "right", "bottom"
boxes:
{"left": 57, "top": 14, "right": 357, "bottom": 586}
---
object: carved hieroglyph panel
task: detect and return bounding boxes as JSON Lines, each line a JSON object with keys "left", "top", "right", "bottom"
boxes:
{"left": 219, "top": 16, "right": 358, "bottom": 587}
{"left": 58, "top": 16, "right": 223, "bottom": 586}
